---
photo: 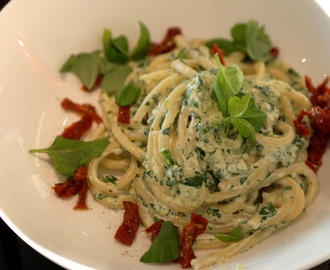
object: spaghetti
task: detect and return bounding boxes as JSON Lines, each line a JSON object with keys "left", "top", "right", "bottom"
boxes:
{"left": 86, "top": 34, "right": 318, "bottom": 268}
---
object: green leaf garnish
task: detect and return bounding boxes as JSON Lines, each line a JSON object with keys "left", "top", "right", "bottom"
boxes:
{"left": 205, "top": 38, "right": 238, "bottom": 53}
{"left": 228, "top": 95, "right": 267, "bottom": 131}
{"left": 214, "top": 54, "right": 266, "bottom": 141}
{"left": 206, "top": 20, "right": 274, "bottom": 62}
{"left": 130, "top": 21, "right": 151, "bottom": 61}
{"left": 102, "top": 29, "right": 112, "bottom": 61}
{"left": 60, "top": 22, "right": 150, "bottom": 92}
{"left": 226, "top": 94, "right": 266, "bottom": 141}
{"left": 29, "top": 136, "right": 109, "bottom": 177}
{"left": 102, "top": 29, "right": 129, "bottom": 64}
{"left": 214, "top": 54, "right": 244, "bottom": 116}
{"left": 115, "top": 81, "right": 141, "bottom": 106}
{"left": 230, "top": 117, "right": 256, "bottom": 141}
{"left": 101, "top": 64, "right": 132, "bottom": 94}
{"left": 214, "top": 225, "right": 245, "bottom": 242}
{"left": 59, "top": 51, "right": 103, "bottom": 90}
{"left": 140, "top": 221, "right": 180, "bottom": 263}
{"left": 231, "top": 20, "right": 273, "bottom": 61}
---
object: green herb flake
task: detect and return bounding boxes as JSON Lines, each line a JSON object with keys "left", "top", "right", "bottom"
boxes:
{"left": 101, "top": 175, "right": 118, "bottom": 184}
{"left": 160, "top": 149, "right": 177, "bottom": 167}
{"left": 259, "top": 202, "right": 277, "bottom": 222}
{"left": 180, "top": 174, "right": 204, "bottom": 188}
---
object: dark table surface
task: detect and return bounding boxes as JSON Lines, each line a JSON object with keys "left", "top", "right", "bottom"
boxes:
{"left": 0, "top": 1, "right": 329, "bottom": 269}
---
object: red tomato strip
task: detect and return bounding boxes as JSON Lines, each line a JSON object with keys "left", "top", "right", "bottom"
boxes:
{"left": 60, "top": 98, "right": 102, "bottom": 139}
{"left": 53, "top": 98, "right": 102, "bottom": 209}
{"left": 61, "top": 98, "right": 102, "bottom": 124}
{"left": 212, "top": 43, "right": 225, "bottom": 66}
{"left": 148, "top": 27, "right": 182, "bottom": 56}
{"left": 271, "top": 47, "right": 280, "bottom": 58}
{"left": 305, "top": 75, "right": 330, "bottom": 108}
{"left": 294, "top": 75, "right": 330, "bottom": 171}
{"left": 294, "top": 106, "right": 330, "bottom": 136}
{"left": 117, "top": 105, "right": 131, "bottom": 124}
{"left": 53, "top": 166, "right": 89, "bottom": 210}
{"left": 72, "top": 166, "right": 89, "bottom": 210}
{"left": 61, "top": 114, "right": 93, "bottom": 140}
{"left": 179, "top": 213, "right": 208, "bottom": 268}
{"left": 144, "top": 219, "right": 164, "bottom": 242}
{"left": 114, "top": 201, "right": 141, "bottom": 245}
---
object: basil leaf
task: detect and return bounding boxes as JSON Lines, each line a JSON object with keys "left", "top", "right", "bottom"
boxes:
{"left": 228, "top": 95, "right": 266, "bottom": 131}
{"left": 214, "top": 225, "right": 245, "bottom": 242}
{"left": 130, "top": 21, "right": 151, "bottom": 61}
{"left": 101, "top": 64, "right": 132, "bottom": 94}
{"left": 231, "top": 23, "right": 247, "bottom": 52}
{"left": 245, "top": 21, "right": 273, "bottom": 62}
{"left": 112, "top": 36, "right": 129, "bottom": 57}
{"left": 214, "top": 75, "right": 229, "bottom": 116}
{"left": 205, "top": 38, "right": 238, "bottom": 53}
{"left": 59, "top": 51, "right": 102, "bottom": 90}
{"left": 59, "top": 54, "right": 76, "bottom": 73}
{"left": 115, "top": 81, "right": 141, "bottom": 106}
{"left": 29, "top": 136, "right": 109, "bottom": 177}
{"left": 102, "top": 29, "right": 113, "bottom": 62}
{"left": 231, "top": 20, "right": 273, "bottom": 61}
{"left": 209, "top": 20, "right": 274, "bottom": 62}
{"left": 227, "top": 94, "right": 250, "bottom": 117}
{"left": 102, "top": 28, "right": 129, "bottom": 64}
{"left": 98, "top": 57, "right": 116, "bottom": 74}
{"left": 230, "top": 117, "right": 256, "bottom": 141}
{"left": 214, "top": 54, "right": 244, "bottom": 116}
{"left": 140, "top": 221, "right": 180, "bottom": 263}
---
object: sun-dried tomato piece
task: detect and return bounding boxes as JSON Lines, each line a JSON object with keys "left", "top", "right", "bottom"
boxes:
{"left": 117, "top": 105, "right": 131, "bottom": 124}
{"left": 179, "top": 213, "right": 208, "bottom": 268}
{"left": 148, "top": 27, "right": 182, "bottom": 56}
{"left": 144, "top": 219, "right": 164, "bottom": 242}
{"left": 294, "top": 106, "right": 330, "bottom": 135}
{"left": 53, "top": 166, "right": 89, "bottom": 210}
{"left": 212, "top": 43, "right": 225, "bottom": 65}
{"left": 294, "top": 75, "right": 330, "bottom": 172}
{"left": 73, "top": 166, "right": 89, "bottom": 210}
{"left": 114, "top": 201, "right": 141, "bottom": 245}
{"left": 305, "top": 75, "right": 330, "bottom": 108}
{"left": 61, "top": 98, "right": 102, "bottom": 124}
{"left": 53, "top": 178, "right": 80, "bottom": 198}
{"left": 61, "top": 114, "right": 93, "bottom": 140}
{"left": 271, "top": 47, "right": 280, "bottom": 58}
{"left": 307, "top": 131, "right": 328, "bottom": 171}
